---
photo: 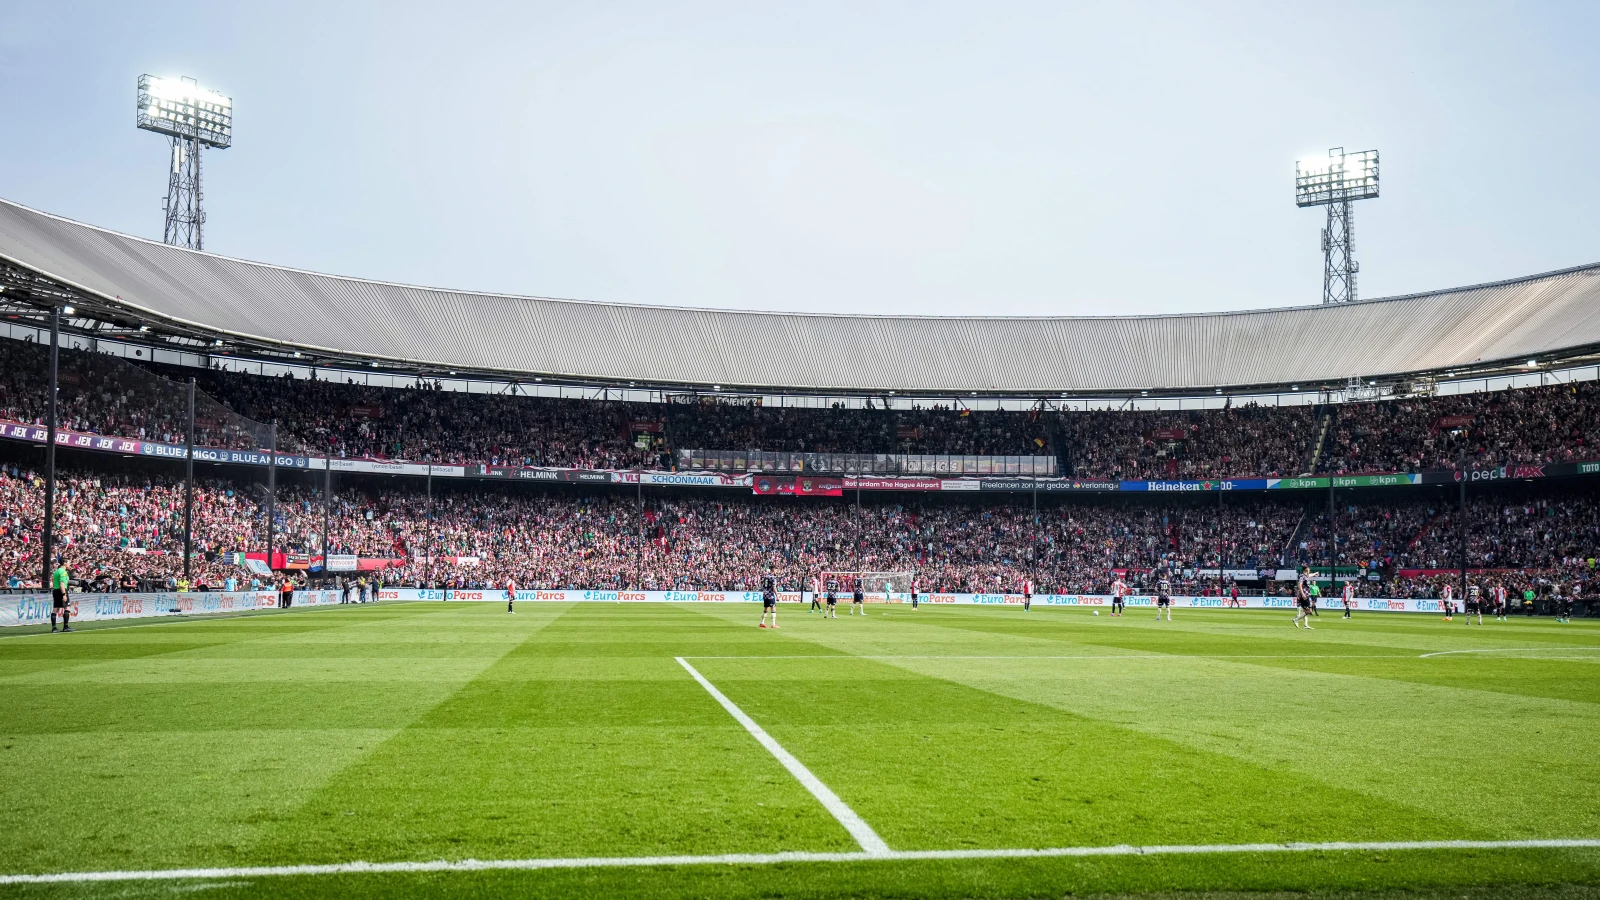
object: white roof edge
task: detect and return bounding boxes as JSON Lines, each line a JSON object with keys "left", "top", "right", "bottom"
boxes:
{"left": 4, "top": 195, "right": 1595, "bottom": 324}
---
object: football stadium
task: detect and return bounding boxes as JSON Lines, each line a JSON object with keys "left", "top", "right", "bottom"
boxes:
{"left": 3, "top": 8, "right": 1600, "bottom": 899}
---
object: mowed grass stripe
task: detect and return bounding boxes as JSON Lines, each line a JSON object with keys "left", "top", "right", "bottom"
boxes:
{"left": 906, "top": 605, "right": 1593, "bottom": 661}
{"left": 0, "top": 602, "right": 559, "bottom": 875}
{"left": 4, "top": 601, "right": 1597, "bottom": 896}
{"left": 687, "top": 659, "right": 1468, "bottom": 850}
{"left": 245, "top": 603, "right": 859, "bottom": 866}
{"left": 684, "top": 603, "right": 1597, "bottom": 848}
{"left": 845, "top": 638, "right": 1600, "bottom": 839}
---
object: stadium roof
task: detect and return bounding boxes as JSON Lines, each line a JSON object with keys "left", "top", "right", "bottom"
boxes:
{"left": 2, "top": 196, "right": 1599, "bottom": 397}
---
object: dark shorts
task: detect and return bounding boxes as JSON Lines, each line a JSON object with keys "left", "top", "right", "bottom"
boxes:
{"left": 763, "top": 600, "right": 776, "bottom": 610}
{"left": 826, "top": 599, "right": 836, "bottom": 606}
{"left": 1157, "top": 597, "right": 1170, "bottom": 606}
{"left": 52, "top": 588, "right": 67, "bottom": 609}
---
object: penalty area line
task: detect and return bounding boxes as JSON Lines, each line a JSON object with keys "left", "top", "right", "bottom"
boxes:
{"left": 1418, "top": 647, "right": 1600, "bottom": 658}
{"left": 675, "top": 656, "right": 890, "bottom": 854}
{"left": 3, "top": 839, "right": 1598, "bottom": 885}
{"left": 683, "top": 654, "right": 1419, "bottom": 661}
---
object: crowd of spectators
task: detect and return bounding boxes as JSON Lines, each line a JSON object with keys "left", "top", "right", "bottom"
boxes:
{"left": 0, "top": 341, "right": 196, "bottom": 446}
{"left": 0, "top": 464, "right": 254, "bottom": 591}
{"left": 1399, "top": 495, "right": 1600, "bottom": 572}
{"left": 4, "top": 450, "right": 1599, "bottom": 604}
{"left": 9, "top": 337, "right": 1600, "bottom": 482}
{"left": 1056, "top": 404, "right": 1318, "bottom": 480}
{"left": 192, "top": 369, "right": 669, "bottom": 468}
{"left": 292, "top": 486, "right": 1302, "bottom": 594}
{"left": 1319, "top": 382, "right": 1600, "bottom": 474}
{"left": 666, "top": 402, "right": 1053, "bottom": 457}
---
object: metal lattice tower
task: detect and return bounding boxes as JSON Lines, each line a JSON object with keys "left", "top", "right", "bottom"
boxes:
{"left": 1321, "top": 199, "right": 1357, "bottom": 304}
{"left": 163, "top": 133, "right": 205, "bottom": 250}
{"left": 1296, "top": 147, "right": 1378, "bottom": 305}
{"left": 137, "top": 75, "right": 231, "bottom": 252}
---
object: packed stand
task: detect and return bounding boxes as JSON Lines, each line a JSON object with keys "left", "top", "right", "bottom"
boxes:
{"left": 313, "top": 486, "right": 1302, "bottom": 594}
{"left": 1397, "top": 495, "right": 1600, "bottom": 571}
{"left": 192, "top": 368, "right": 668, "bottom": 468}
{"left": 1056, "top": 404, "right": 1317, "bottom": 480}
{"left": 666, "top": 402, "right": 1054, "bottom": 457}
{"left": 1296, "top": 500, "right": 1438, "bottom": 571}
{"left": 11, "top": 334, "right": 1600, "bottom": 480}
{"left": 0, "top": 464, "right": 257, "bottom": 591}
{"left": 1320, "top": 382, "right": 1600, "bottom": 474}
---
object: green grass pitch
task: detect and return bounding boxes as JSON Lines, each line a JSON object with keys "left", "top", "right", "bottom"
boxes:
{"left": 1, "top": 601, "right": 1598, "bottom": 899}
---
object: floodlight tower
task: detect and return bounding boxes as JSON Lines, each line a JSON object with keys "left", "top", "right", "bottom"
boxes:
{"left": 137, "top": 75, "right": 232, "bottom": 250}
{"left": 1295, "top": 147, "right": 1378, "bottom": 304}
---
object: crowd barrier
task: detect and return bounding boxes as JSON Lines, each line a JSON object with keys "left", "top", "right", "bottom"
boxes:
{"left": 378, "top": 588, "right": 1453, "bottom": 613}
{"left": 0, "top": 587, "right": 1462, "bottom": 627}
{"left": 0, "top": 589, "right": 343, "bottom": 627}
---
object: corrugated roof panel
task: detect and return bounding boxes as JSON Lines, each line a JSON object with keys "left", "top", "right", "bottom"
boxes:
{"left": 3, "top": 196, "right": 1599, "bottom": 394}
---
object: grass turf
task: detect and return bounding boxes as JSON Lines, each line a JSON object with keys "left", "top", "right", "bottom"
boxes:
{"left": 0, "top": 600, "right": 1596, "bottom": 898}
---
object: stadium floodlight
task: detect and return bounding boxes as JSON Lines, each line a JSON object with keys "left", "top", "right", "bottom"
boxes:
{"left": 1295, "top": 147, "right": 1379, "bottom": 304}
{"left": 137, "top": 74, "right": 232, "bottom": 251}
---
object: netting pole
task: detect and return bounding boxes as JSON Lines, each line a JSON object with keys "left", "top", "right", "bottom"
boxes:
{"left": 1459, "top": 474, "right": 1467, "bottom": 601}
{"left": 41, "top": 306, "right": 59, "bottom": 591}
{"left": 1327, "top": 478, "right": 1335, "bottom": 586}
{"left": 426, "top": 464, "right": 433, "bottom": 587}
{"left": 267, "top": 424, "right": 277, "bottom": 581}
{"left": 1032, "top": 469, "right": 1038, "bottom": 573}
{"left": 323, "top": 449, "right": 332, "bottom": 582}
{"left": 184, "top": 378, "right": 194, "bottom": 582}
{"left": 1209, "top": 483, "right": 1222, "bottom": 573}
{"left": 636, "top": 474, "right": 643, "bottom": 591}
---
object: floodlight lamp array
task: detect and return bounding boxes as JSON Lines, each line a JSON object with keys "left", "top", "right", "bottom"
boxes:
{"left": 1295, "top": 148, "right": 1378, "bottom": 207}
{"left": 136, "top": 75, "right": 232, "bottom": 148}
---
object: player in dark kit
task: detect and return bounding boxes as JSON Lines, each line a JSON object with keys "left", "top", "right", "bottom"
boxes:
{"left": 1294, "top": 569, "right": 1314, "bottom": 629}
{"left": 825, "top": 583, "right": 838, "bottom": 619}
{"left": 1155, "top": 571, "right": 1173, "bottom": 621}
{"left": 1466, "top": 582, "right": 1483, "bottom": 625}
{"left": 851, "top": 583, "right": 865, "bottom": 616}
{"left": 759, "top": 576, "right": 779, "bottom": 629}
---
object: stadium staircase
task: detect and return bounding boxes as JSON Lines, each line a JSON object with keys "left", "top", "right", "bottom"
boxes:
{"left": 1276, "top": 406, "right": 1339, "bottom": 564}
{"left": 1299, "top": 404, "right": 1336, "bottom": 476}
{"left": 1049, "top": 416, "right": 1072, "bottom": 476}
{"left": 1280, "top": 505, "right": 1318, "bottom": 567}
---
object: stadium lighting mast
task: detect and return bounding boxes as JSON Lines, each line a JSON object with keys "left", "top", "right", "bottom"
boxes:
{"left": 137, "top": 74, "right": 232, "bottom": 250}
{"left": 1295, "top": 147, "right": 1378, "bottom": 304}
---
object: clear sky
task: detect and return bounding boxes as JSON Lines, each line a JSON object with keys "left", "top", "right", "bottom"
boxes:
{"left": 2, "top": 1, "right": 1596, "bottom": 317}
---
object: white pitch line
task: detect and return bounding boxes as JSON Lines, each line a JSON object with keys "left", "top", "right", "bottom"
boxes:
{"left": 1419, "top": 647, "right": 1600, "bottom": 658}
{"left": 687, "top": 654, "right": 1418, "bottom": 660}
{"left": 674, "top": 656, "right": 890, "bottom": 855}
{"left": 2, "top": 838, "right": 1597, "bottom": 885}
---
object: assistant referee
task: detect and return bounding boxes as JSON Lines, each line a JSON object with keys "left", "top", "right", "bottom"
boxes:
{"left": 50, "top": 555, "right": 71, "bottom": 633}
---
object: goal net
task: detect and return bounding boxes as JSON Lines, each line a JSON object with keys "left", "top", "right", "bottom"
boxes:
{"left": 817, "top": 571, "right": 916, "bottom": 599}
